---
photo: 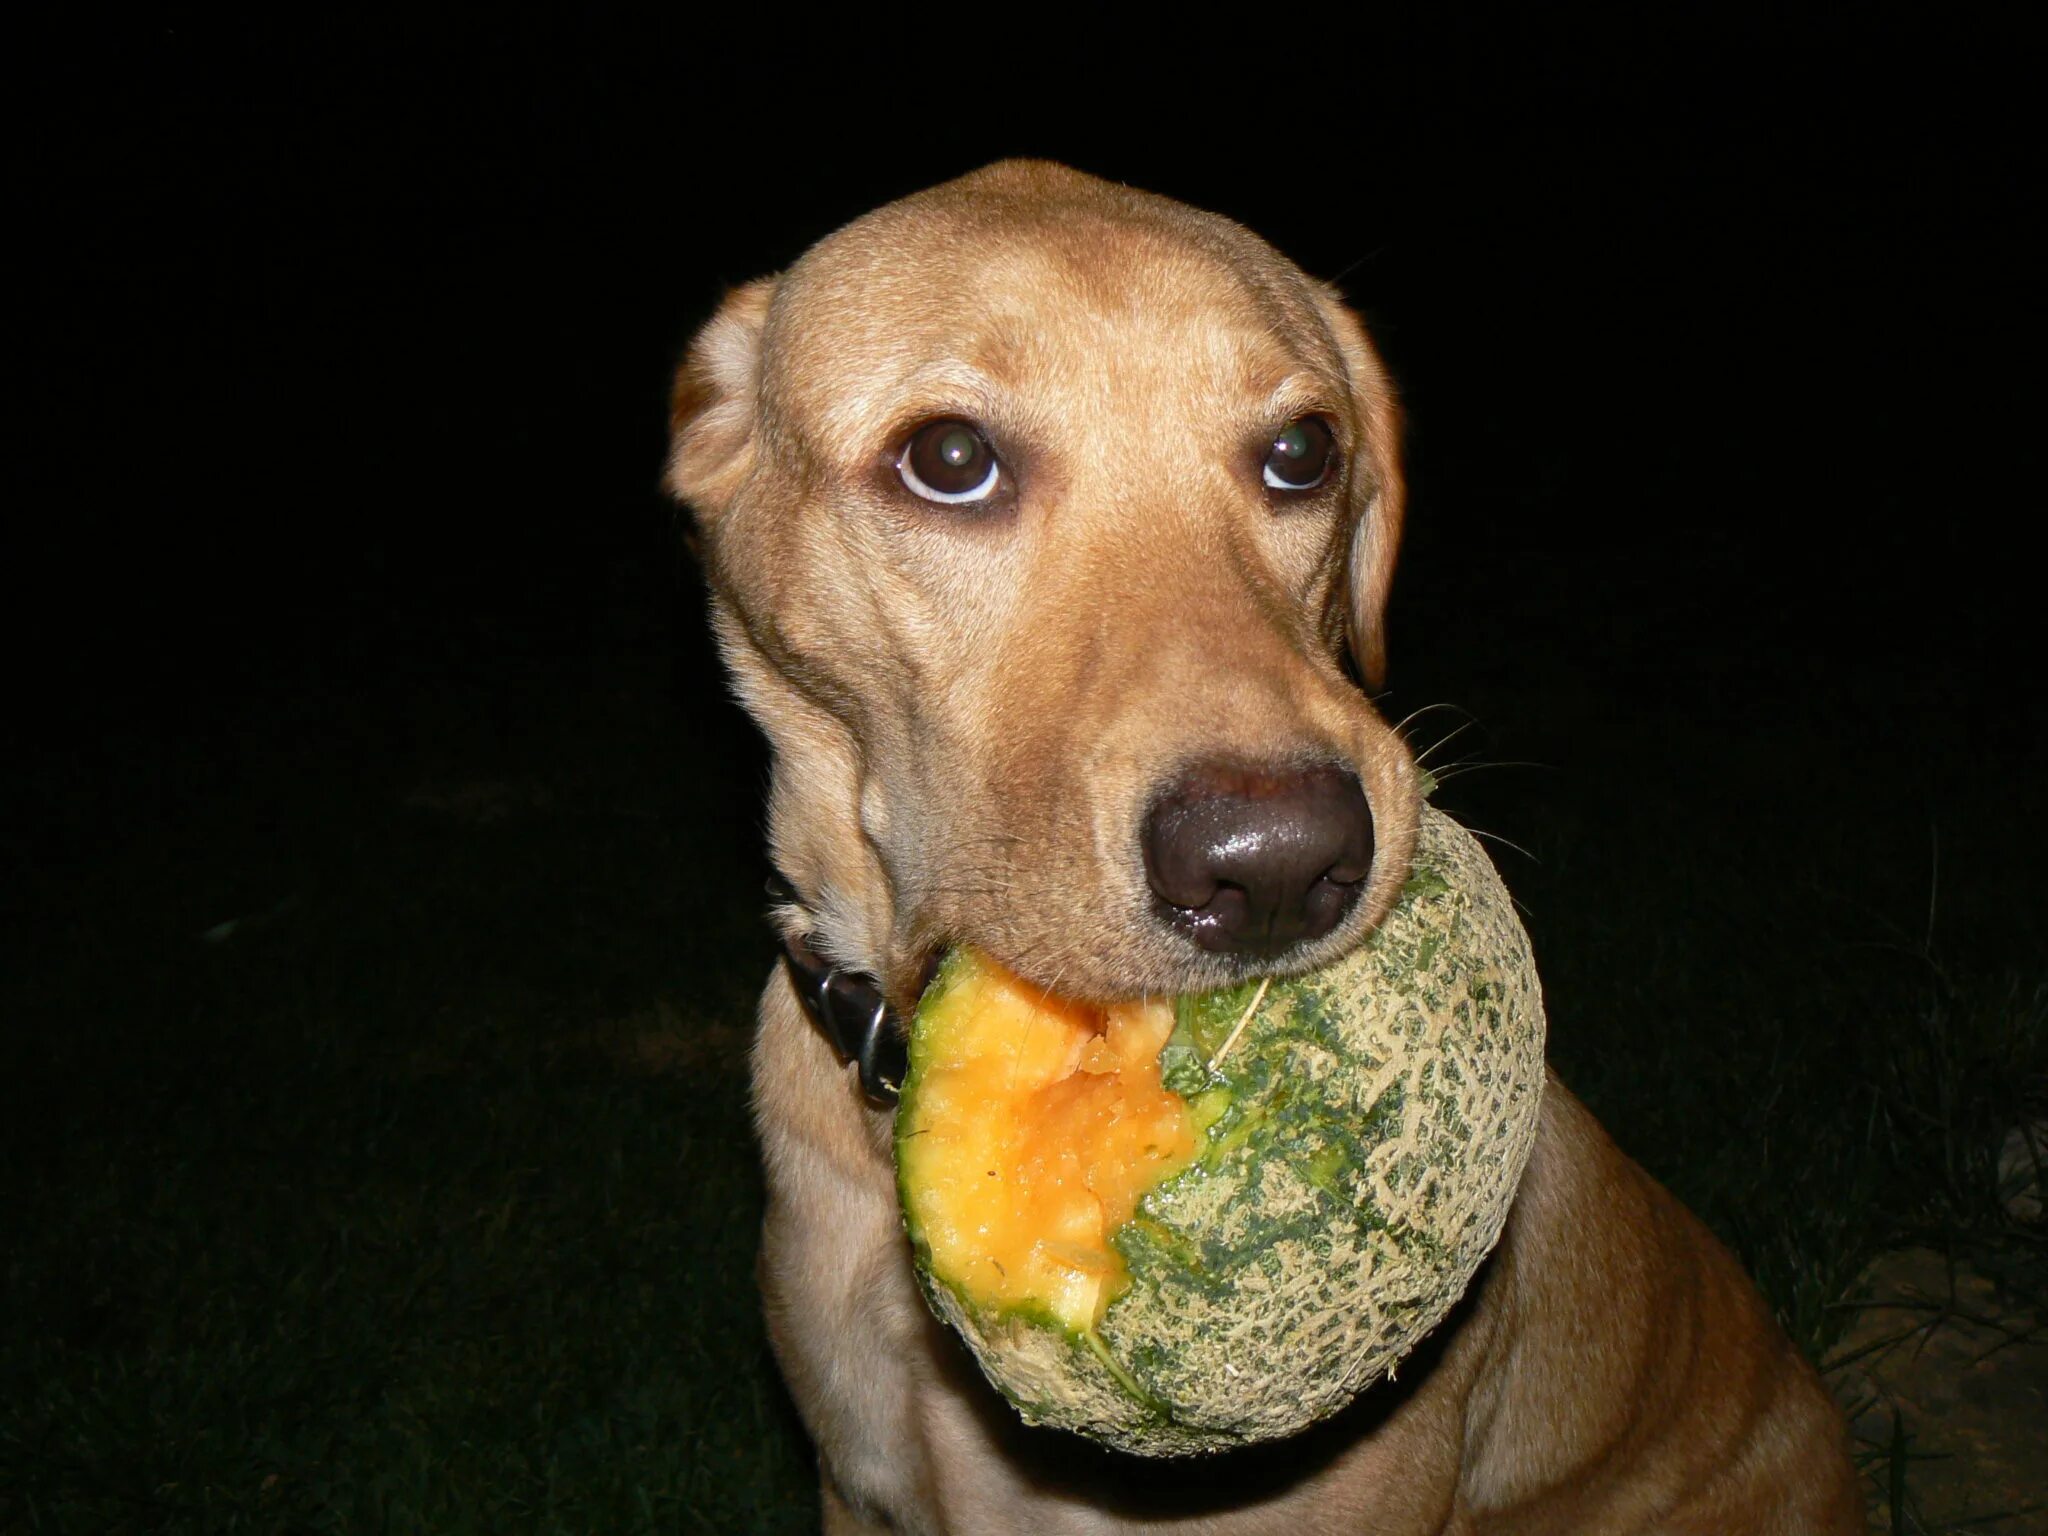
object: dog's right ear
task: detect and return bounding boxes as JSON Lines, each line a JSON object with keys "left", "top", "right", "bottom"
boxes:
{"left": 665, "top": 277, "right": 778, "bottom": 525}
{"left": 1312, "top": 287, "right": 1405, "bottom": 692}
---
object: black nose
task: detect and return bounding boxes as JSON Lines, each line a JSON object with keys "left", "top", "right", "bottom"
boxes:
{"left": 1141, "top": 761, "right": 1374, "bottom": 958}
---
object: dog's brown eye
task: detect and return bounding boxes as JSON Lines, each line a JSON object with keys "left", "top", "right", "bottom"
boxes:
{"left": 899, "top": 420, "right": 1002, "bottom": 504}
{"left": 1263, "top": 417, "right": 1336, "bottom": 492}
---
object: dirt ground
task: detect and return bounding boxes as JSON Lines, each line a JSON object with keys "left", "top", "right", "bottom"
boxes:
{"left": 1832, "top": 1130, "right": 2047, "bottom": 1533}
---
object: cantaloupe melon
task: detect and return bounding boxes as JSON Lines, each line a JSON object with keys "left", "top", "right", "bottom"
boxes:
{"left": 895, "top": 804, "right": 1547, "bottom": 1455}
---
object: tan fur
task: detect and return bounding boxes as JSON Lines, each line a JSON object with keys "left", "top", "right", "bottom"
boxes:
{"left": 670, "top": 160, "right": 1863, "bottom": 1534}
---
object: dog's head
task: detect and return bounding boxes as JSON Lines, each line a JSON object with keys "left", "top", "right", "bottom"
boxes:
{"left": 669, "top": 160, "right": 1420, "bottom": 1010}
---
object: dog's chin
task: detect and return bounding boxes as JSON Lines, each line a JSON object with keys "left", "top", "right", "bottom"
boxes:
{"left": 1140, "top": 913, "right": 1386, "bottom": 998}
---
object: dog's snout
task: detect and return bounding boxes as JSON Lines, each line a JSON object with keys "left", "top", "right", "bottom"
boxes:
{"left": 1142, "top": 762, "right": 1374, "bottom": 958}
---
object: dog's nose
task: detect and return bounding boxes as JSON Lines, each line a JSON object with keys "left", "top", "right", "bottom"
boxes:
{"left": 1142, "top": 761, "right": 1374, "bottom": 958}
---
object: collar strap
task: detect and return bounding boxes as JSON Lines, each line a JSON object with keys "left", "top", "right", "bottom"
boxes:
{"left": 766, "top": 875, "right": 906, "bottom": 1106}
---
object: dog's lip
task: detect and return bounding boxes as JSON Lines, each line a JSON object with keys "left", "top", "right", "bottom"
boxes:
{"left": 911, "top": 926, "right": 1354, "bottom": 1014}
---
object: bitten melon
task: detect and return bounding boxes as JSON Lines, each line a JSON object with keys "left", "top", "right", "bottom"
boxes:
{"left": 895, "top": 804, "right": 1547, "bottom": 1456}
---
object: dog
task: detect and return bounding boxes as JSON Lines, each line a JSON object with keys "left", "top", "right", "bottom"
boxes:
{"left": 667, "top": 160, "right": 1863, "bottom": 1535}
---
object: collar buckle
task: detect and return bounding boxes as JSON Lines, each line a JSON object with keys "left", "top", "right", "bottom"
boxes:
{"left": 768, "top": 876, "right": 906, "bottom": 1106}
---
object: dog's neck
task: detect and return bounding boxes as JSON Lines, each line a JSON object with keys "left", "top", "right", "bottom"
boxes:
{"left": 767, "top": 872, "right": 906, "bottom": 1105}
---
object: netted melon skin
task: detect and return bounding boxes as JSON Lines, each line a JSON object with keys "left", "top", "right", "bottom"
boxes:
{"left": 902, "top": 805, "right": 1548, "bottom": 1456}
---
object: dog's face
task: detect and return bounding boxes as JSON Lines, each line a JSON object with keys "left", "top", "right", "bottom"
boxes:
{"left": 670, "top": 161, "right": 1420, "bottom": 1010}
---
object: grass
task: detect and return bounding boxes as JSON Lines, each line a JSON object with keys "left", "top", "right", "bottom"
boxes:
{"left": 3, "top": 585, "right": 2042, "bottom": 1532}
{"left": 2, "top": 634, "right": 812, "bottom": 1533}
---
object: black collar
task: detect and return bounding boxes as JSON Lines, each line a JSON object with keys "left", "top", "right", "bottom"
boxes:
{"left": 766, "top": 874, "right": 907, "bottom": 1105}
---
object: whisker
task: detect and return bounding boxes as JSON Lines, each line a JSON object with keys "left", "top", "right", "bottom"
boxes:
{"left": 1388, "top": 700, "right": 1475, "bottom": 737}
{"left": 1327, "top": 243, "right": 1389, "bottom": 286}
{"left": 1414, "top": 718, "right": 1480, "bottom": 770}
{"left": 1008, "top": 1005, "right": 1037, "bottom": 1093}
{"left": 1463, "top": 825, "right": 1539, "bottom": 865}
{"left": 1429, "top": 758, "right": 1556, "bottom": 784}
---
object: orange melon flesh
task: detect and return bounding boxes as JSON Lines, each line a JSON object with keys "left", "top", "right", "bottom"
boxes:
{"left": 901, "top": 956, "right": 1198, "bottom": 1333}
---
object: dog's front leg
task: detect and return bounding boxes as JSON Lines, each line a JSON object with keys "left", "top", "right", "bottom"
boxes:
{"left": 820, "top": 1479, "right": 894, "bottom": 1535}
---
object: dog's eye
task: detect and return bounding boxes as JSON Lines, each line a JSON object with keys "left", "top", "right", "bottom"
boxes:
{"left": 1263, "top": 417, "right": 1336, "bottom": 492}
{"left": 899, "top": 420, "right": 1002, "bottom": 504}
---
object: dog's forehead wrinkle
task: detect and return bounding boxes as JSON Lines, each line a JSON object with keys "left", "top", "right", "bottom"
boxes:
{"left": 794, "top": 319, "right": 1289, "bottom": 459}
{"left": 769, "top": 205, "right": 1344, "bottom": 449}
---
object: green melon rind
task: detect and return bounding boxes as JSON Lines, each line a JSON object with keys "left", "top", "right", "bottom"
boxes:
{"left": 897, "top": 804, "right": 1547, "bottom": 1456}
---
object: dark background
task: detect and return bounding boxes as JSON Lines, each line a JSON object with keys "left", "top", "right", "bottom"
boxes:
{"left": 18, "top": 16, "right": 2037, "bottom": 820}
{"left": 4, "top": 15, "right": 2042, "bottom": 1529}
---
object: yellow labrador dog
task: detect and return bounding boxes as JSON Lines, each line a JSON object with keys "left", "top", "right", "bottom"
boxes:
{"left": 667, "top": 160, "right": 1863, "bottom": 1535}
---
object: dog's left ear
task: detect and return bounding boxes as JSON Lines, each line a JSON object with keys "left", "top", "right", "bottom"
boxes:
{"left": 1314, "top": 287, "right": 1405, "bottom": 690}
{"left": 666, "top": 277, "right": 778, "bottom": 526}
